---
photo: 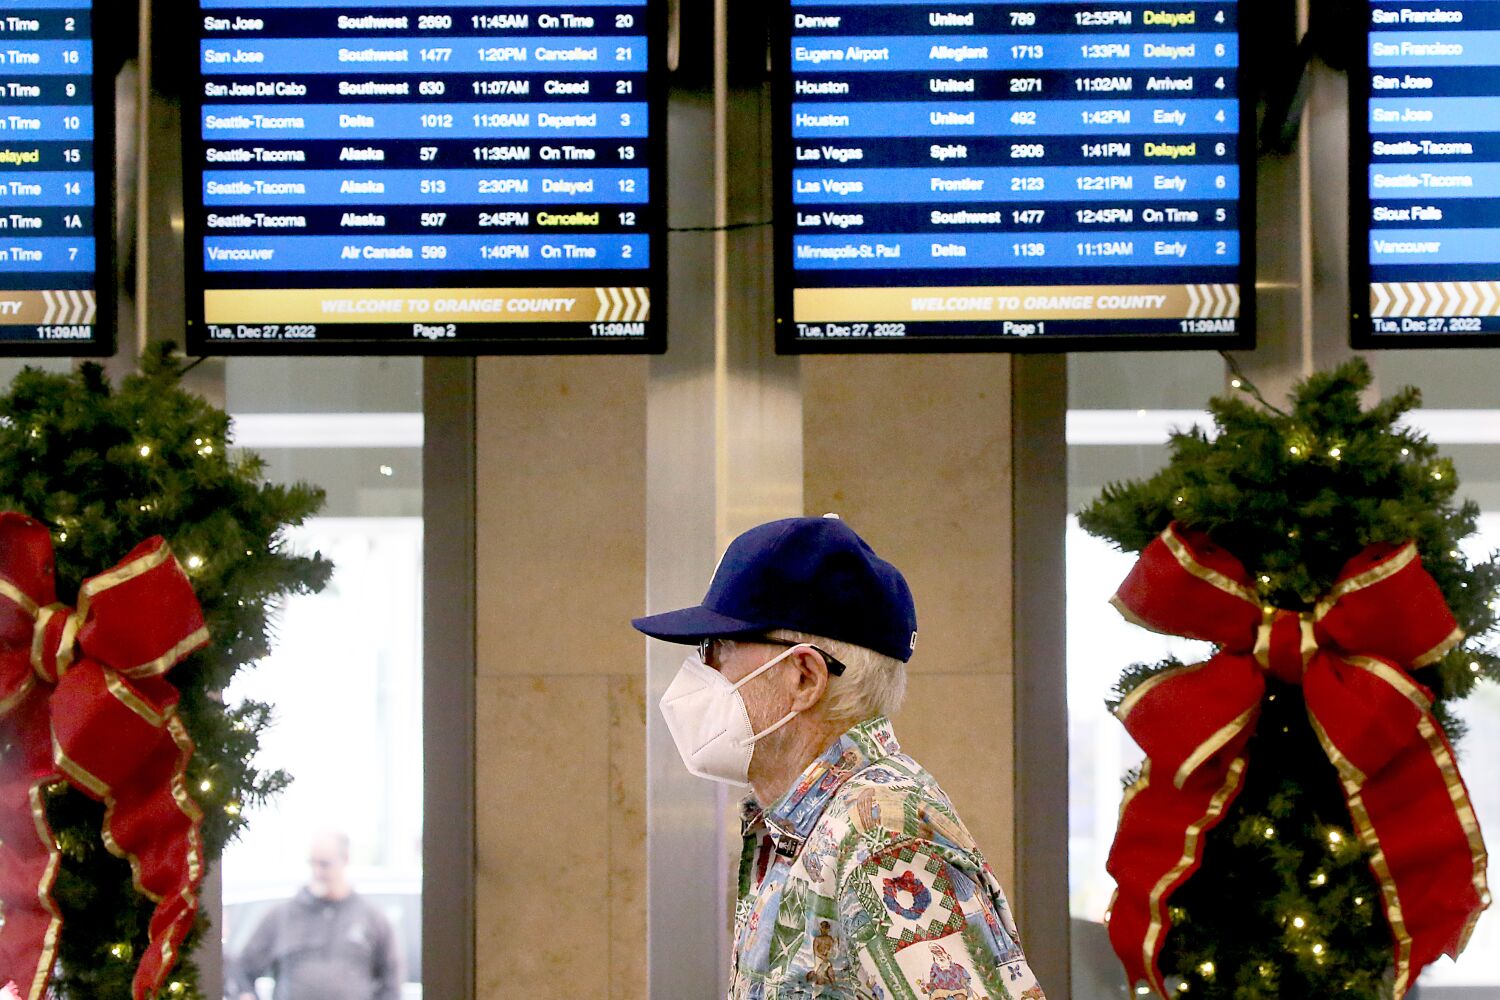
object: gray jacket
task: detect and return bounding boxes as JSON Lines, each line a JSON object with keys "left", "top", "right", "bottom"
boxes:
{"left": 229, "top": 889, "right": 402, "bottom": 1000}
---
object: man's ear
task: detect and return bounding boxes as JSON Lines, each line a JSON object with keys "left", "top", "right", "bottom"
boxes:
{"left": 786, "top": 646, "right": 829, "bottom": 712}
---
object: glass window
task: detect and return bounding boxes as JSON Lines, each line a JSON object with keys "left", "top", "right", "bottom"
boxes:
{"left": 1067, "top": 352, "right": 1500, "bottom": 997}
{"left": 219, "top": 358, "right": 424, "bottom": 1000}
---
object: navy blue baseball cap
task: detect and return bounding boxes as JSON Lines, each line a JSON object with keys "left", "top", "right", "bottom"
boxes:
{"left": 632, "top": 516, "right": 918, "bottom": 663}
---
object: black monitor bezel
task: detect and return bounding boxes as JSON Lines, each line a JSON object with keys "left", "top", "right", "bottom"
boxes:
{"left": 0, "top": 0, "right": 116, "bottom": 357}
{"left": 181, "top": 0, "right": 669, "bottom": 356}
{"left": 1350, "top": 1, "right": 1500, "bottom": 350}
{"left": 770, "top": 2, "right": 1258, "bottom": 354}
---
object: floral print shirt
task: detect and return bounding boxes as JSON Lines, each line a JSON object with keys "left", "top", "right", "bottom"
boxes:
{"left": 731, "top": 717, "right": 1046, "bottom": 1000}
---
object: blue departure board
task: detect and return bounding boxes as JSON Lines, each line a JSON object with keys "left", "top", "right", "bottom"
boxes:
{"left": 0, "top": 0, "right": 113, "bottom": 355}
{"left": 185, "top": 0, "right": 666, "bottom": 355}
{"left": 1354, "top": 1, "right": 1500, "bottom": 347}
{"left": 774, "top": 0, "right": 1254, "bottom": 352}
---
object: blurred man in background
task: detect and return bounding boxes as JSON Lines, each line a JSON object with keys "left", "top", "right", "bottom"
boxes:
{"left": 229, "top": 830, "right": 402, "bottom": 1000}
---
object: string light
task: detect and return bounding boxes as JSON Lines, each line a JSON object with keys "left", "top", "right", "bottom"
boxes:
{"left": 1311, "top": 871, "right": 1328, "bottom": 887}
{"left": 186, "top": 555, "right": 204, "bottom": 570}
{"left": 198, "top": 779, "right": 213, "bottom": 793}
{"left": 1472, "top": 662, "right": 1483, "bottom": 673}
{"left": 109, "top": 943, "right": 131, "bottom": 960}
{"left": 1327, "top": 830, "right": 1344, "bottom": 846}
{"left": 1291, "top": 916, "right": 1307, "bottom": 930}
{"left": 224, "top": 801, "right": 242, "bottom": 816}
{"left": 1230, "top": 378, "right": 1243, "bottom": 389}
{"left": 138, "top": 444, "right": 152, "bottom": 458}
{"left": 1354, "top": 896, "right": 1365, "bottom": 906}
{"left": 1263, "top": 824, "right": 1277, "bottom": 840}
{"left": 168, "top": 982, "right": 185, "bottom": 995}
{"left": 1198, "top": 961, "right": 1216, "bottom": 978}
{"left": 1328, "top": 447, "right": 1342, "bottom": 459}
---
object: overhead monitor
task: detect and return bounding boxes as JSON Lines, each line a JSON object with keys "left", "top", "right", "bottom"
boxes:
{"left": 185, "top": 0, "right": 666, "bottom": 355}
{"left": 774, "top": 0, "right": 1255, "bottom": 352}
{"left": 1353, "top": 0, "right": 1500, "bottom": 348}
{"left": 0, "top": 0, "right": 114, "bottom": 355}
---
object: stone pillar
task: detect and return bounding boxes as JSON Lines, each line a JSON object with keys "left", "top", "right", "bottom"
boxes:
{"left": 473, "top": 357, "right": 650, "bottom": 998}
{"left": 802, "top": 355, "right": 1018, "bottom": 893}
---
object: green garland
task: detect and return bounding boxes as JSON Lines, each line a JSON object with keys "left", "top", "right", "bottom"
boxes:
{"left": 0, "top": 347, "right": 331, "bottom": 999}
{"left": 1079, "top": 359, "right": 1500, "bottom": 1000}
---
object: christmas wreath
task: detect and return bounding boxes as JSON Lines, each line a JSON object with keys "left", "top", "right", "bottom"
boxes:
{"left": 0, "top": 348, "right": 330, "bottom": 999}
{"left": 1080, "top": 360, "right": 1496, "bottom": 999}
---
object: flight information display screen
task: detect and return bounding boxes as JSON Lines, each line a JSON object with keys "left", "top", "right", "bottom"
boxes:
{"left": 774, "top": 0, "right": 1254, "bottom": 352}
{"left": 0, "top": 0, "right": 113, "bottom": 355}
{"left": 185, "top": 0, "right": 665, "bottom": 355}
{"left": 1354, "top": 0, "right": 1500, "bottom": 347}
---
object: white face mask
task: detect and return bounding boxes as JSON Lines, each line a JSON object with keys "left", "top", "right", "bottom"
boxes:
{"left": 659, "top": 644, "right": 805, "bottom": 788}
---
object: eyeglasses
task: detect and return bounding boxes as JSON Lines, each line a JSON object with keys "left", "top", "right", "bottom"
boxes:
{"left": 698, "top": 636, "right": 847, "bottom": 676}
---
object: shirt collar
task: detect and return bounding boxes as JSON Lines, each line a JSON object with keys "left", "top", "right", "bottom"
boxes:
{"left": 753, "top": 716, "right": 900, "bottom": 857}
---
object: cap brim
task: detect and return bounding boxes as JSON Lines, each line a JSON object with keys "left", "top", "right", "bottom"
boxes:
{"left": 631, "top": 605, "right": 765, "bottom": 645}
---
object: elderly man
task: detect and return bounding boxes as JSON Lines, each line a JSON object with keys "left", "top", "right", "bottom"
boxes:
{"left": 635, "top": 516, "right": 1046, "bottom": 1000}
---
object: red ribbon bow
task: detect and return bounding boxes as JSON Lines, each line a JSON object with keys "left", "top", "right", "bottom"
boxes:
{"left": 0, "top": 514, "right": 210, "bottom": 1000}
{"left": 1106, "top": 523, "right": 1490, "bottom": 998}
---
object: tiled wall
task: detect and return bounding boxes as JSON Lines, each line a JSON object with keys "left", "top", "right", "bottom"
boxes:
{"left": 475, "top": 357, "right": 649, "bottom": 998}
{"left": 473, "top": 353, "right": 1017, "bottom": 997}
{"left": 803, "top": 354, "right": 1018, "bottom": 898}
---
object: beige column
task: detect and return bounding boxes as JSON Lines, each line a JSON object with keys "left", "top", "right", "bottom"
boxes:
{"left": 802, "top": 355, "right": 1018, "bottom": 893}
{"left": 473, "top": 356, "right": 649, "bottom": 999}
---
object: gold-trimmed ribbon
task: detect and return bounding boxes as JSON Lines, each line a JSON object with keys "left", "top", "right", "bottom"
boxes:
{"left": 0, "top": 513, "right": 209, "bottom": 1000}
{"left": 1104, "top": 523, "right": 1487, "bottom": 998}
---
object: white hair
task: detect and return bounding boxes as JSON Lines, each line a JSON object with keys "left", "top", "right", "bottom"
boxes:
{"left": 765, "top": 628, "right": 907, "bottom": 724}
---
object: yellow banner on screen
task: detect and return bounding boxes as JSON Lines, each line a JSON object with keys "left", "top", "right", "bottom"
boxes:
{"left": 0, "top": 290, "right": 97, "bottom": 326}
{"left": 203, "top": 287, "right": 651, "bottom": 324}
{"left": 794, "top": 284, "right": 1240, "bottom": 322}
